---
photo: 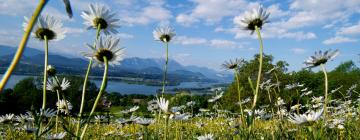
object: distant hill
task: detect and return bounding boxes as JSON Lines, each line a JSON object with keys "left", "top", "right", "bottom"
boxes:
{"left": 0, "top": 45, "right": 232, "bottom": 82}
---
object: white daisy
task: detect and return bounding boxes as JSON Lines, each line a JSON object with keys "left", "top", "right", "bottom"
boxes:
{"left": 237, "top": 5, "right": 270, "bottom": 34}
{"left": 304, "top": 49, "right": 339, "bottom": 68}
{"left": 94, "top": 115, "right": 106, "bottom": 122}
{"left": 56, "top": 99, "right": 72, "bottom": 114}
{"left": 83, "top": 36, "right": 125, "bottom": 67}
{"left": 135, "top": 118, "right": 154, "bottom": 126}
{"left": 153, "top": 25, "right": 176, "bottom": 43}
{"left": 197, "top": 133, "right": 214, "bottom": 140}
{"left": 288, "top": 108, "right": 324, "bottom": 125}
{"left": 120, "top": 106, "right": 139, "bottom": 114}
{"left": 208, "top": 91, "right": 224, "bottom": 103}
{"left": 222, "top": 58, "right": 245, "bottom": 70}
{"left": 285, "top": 83, "right": 304, "bottom": 90}
{"left": 43, "top": 132, "right": 66, "bottom": 140}
{"left": 81, "top": 3, "right": 120, "bottom": 35}
{"left": 40, "top": 108, "right": 57, "bottom": 118}
{"left": 0, "top": 114, "right": 14, "bottom": 124}
{"left": 156, "top": 97, "right": 169, "bottom": 113}
{"left": 172, "top": 113, "right": 191, "bottom": 121}
{"left": 23, "top": 15, "right": 66, "bottom": 41}
{"left": 46, "top": 77, "right": 70, "bottom": 92}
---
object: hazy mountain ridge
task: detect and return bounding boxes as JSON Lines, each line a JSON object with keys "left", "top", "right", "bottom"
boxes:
{"left": 0, "top": 45, "right": 232, "bottom": 82}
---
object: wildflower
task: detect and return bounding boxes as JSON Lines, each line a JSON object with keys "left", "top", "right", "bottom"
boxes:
{"left": 237, "top": 5, "right": 270, "bottom": 34}
{"left": 241, "top": 97, "right": 251, "bottom": 104}
{"left": 265, "top": 66, "right": 279, "bottom": 74}
{"left": 311, "top": 96, "right": 324, "bottom": 103}
{"left": 121, "top": 106, "right": 139, "bottom": 114}
{"left": 41, "top": 108, "right": 56, "bottom": 118}
{"left": 304, "top": 50, "right": 339, "bottom": 68}
{"left": 301, "top": 88, "right": 308, "bottom": 92}
{"left": 290, "top": 104, "right": 302, "bottom": 111}
{"left": 15, "top": 113, "right": 34, "bottom": 123}
{"left": 135, "top": 118, "right": 154, "bottom": 126}
{"left": 276, "top": 97, "right": 285, "bottom": 106}
{"left": 327, "top": 118, "right": 345, "bottom": 129}
{"left": 23, "top": 15, "right": 66, "bottom": 41}
{"left": 56, "top": 99, "right": 72, "bottom": 114}
{"left": 277, "top": 108, "right": 288, "bottom": 117}
{"left": 288, "top": 108, "right": 324, "bottom": 125}
{"left": 153, "top": 25, "right": 176, "bottom": 43}
{"left": 197, "top": 133, "right": 214, "bottom": 140}
{"left": 81, "top": 3, "right": 120, "bottom": 34}
{"left": 300, "top": 90, "right": 313, "bottom": 97}
{"left": 22, "top": 124, "right": 36, "bottom": 133}
{"left": 46, "top": 77, "right": 70, "bottom": 92}
{"left": 172, "top": 113, "right": 191, "bottom": 121}
{"left": 285, "top": 83, "right": 304, "bottom": 90}
{"left": 208, "top": 91, "right": 224, "bottom": 102}
{"left": 222, "top": 58, "right": 245, "bottom": 70}
{"left": 156, "top": 97, "right": 169, "bottom": 113}
{"left": 0, "top": 114, "right": 14, "bottom": 124}
{"left": 83, "top": 36, "right": 125, "bottom": 67}
{"left": 43, "top": 132, "right": 66, "bottom": 140}
{"left": 94, "top": 115, "right": 106, "bottom": 122}
{"left": 46, "top": 65, "right": 56, "bottom": 77}
{"left": 171, "top": 106, "right": 184, "bottom": 113}
{"left": 199, "top": 109, "right": 210, "bottom": 112}
{"left": 346, "top": 84, "right": 357, "bottom": 95}
{"left": 147, "top": 99, "right": 159, "bottom": 112}
{"left": 196, "top": 121, "right": 206, "bottom": 128}
{"left": 186, "top": 101, "right": 196, "bottom": 107}
{"left": 330, "top": 86, "right": 343, "bottom": 94}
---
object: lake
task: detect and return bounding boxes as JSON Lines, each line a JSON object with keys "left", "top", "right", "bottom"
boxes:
{"left": 1, "top": 75, "right": 222, "bottom": 95}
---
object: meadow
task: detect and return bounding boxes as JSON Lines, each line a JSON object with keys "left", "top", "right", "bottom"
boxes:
{"left": 0, "top": 1, "right": 360, "bottom": 140}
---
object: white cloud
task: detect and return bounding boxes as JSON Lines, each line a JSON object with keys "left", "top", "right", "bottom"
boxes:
{"left": 336, "top": 21, "right": 360, "bottom": 35}
{"left": 173, "top": 36, "right": 207, "bottom": 45}
{"left": 173, "top": 36, "right": 246, "bottom": 49}
{"left": 209, "top": 39, "right": 243, "bottom": 49}
{"left": 323, "top": 36, "right": 357, "bottom": 45}
{"left": 64, "top": 27, "right": 84, "bottom": 34}
{"left": 176, "top": 14, "right": 199, "bottom": 26}
{"left": 118, "top": 1, "right": 172, "bottom": 26}
{"left": 280, "top": 32, "right": 317, "bottom": 40}
{"left": 291, "top": 48, "right": 306, "bottom": 54}
{"left": 0, "top": 0, "right": 37, "bottom": 16}
{"left": 176, "top": 0, "right": 248, "bottom": 26}
{"left": 118, "top": 33, "right": 134, "bottom": 39}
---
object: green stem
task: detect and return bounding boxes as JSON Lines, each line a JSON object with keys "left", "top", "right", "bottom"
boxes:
{"left": 251, "top": 26, "right": 264, "bottom": 125}
{"left": 267, "top": 90, "right": 275, "bottom": 116}
{"left": 80, "top": 56, "right": 108, "bottom": 139}
{"left": 234, "top": 70, "right": 244, "bottom": 120}
{"left": 42, "top": 36, "right": 49, "bottom": 112}
{"left": 55, "top": 90, "right": 61, "bottom": 133}
{"left": 320, "top": 64, "right": 328, "bottom": 121}
{"left": 161, "top": 42, "right": 169, "bottom": 97}
{"left": 76, "top": 24, "right": 102, "bottom": 137}
{"left": 0, "top": 0, "right": 47, "bottom": 92}
{"left": 38, "top": 35, "right": 48, "bottom": 137}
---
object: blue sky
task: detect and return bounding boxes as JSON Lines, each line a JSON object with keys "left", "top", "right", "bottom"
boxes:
{"left": 0, "top": 0, "right": 359, "bottom": 71}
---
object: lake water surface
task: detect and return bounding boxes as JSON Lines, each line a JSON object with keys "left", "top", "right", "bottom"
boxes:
{"left": 1, "top": 75, "right": 220, "bottom": 95}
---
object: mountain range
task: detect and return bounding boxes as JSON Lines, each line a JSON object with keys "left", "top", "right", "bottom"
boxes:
{"left": 0, "top": 45, "right": 232, "bottom": 83}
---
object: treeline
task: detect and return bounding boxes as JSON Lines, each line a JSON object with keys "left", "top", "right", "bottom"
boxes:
{"left": 221, "top": 54, "right": 360, "bottom": 112}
